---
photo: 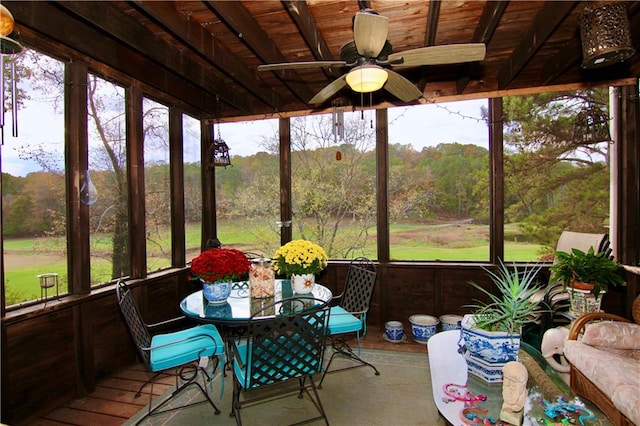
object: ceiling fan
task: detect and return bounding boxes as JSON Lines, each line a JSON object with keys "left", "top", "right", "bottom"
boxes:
{"left": 257, "top": 8, "right": 486, "bottom": 106}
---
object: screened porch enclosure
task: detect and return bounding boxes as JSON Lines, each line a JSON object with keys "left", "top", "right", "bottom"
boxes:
{"left": 1, "top": 1, "right": 639, "bottom": 424}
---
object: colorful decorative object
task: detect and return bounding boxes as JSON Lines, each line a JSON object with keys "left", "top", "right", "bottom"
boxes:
{"left": 442, "top": 383, "right": 487, "bottom": 406}
{"left": 272, "top": 239, "right": 328, "bottom": 278}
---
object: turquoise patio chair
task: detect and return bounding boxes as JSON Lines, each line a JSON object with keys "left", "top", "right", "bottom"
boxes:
{"left": 116, "top": 280, "right": 224, "bottom": 424}
{"left": 229, "top": 296, "right": 330, "bottom": 425}
{"left": 318, "top": 256, "right": 380, "bottom": 388}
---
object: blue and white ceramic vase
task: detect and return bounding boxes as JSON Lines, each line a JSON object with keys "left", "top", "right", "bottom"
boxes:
{"left": 202, "top": 280, "right": 232, "bottom": 304}
{"left": 459, "top": 314, "right": 521, "bottom": 383}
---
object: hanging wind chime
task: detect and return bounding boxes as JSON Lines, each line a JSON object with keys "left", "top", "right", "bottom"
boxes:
{"left": 0, "top": 4, "right": 23, "bottom": 145}
{"left": 210, "top": 95, "right": 231, "bottom": 168}
{"left": 332, "top": 100, "right": 344, "bottom": 161}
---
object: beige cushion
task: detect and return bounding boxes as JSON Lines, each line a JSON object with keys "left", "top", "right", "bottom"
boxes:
{"left": 582, "top": 322, "right": 640, "bottom": 350}
{"left": 564, "top": 340, "right": 640, "bottom": 425}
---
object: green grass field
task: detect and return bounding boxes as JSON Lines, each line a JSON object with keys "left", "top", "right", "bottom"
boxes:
{"left": 3, "top": 221, "right": 545, "bottom": 306}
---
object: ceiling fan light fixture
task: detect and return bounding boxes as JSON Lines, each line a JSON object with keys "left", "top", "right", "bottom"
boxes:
{"left": 345, "top": 64, "right": 388, "bottom": 93}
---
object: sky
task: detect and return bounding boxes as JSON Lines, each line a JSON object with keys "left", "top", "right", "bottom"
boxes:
{"left": 1, "top": 98, "right": 489, "bottom": 177}
{"left": 218, "top": 98, "right": 489, "bottom": 157}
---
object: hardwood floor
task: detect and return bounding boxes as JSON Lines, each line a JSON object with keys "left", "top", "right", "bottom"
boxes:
{"left": 26, "top": 325, "right": 427, "bottom": 425}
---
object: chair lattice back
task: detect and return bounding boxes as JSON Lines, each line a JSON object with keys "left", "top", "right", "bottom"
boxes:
{"left": 340, "top": 257, "right": 376, "bottom": 315}
{"left": 116, "top": 281, "right": 152, "bottom": 366}
{"left": 241, "top": 298, "right": 329, "bottom": 390}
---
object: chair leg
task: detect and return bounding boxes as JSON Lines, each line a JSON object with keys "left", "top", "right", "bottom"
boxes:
{"left": 318, "top": 336, "right": 380, "bottom": 389}
{"left": 230, "top": 374, "right": 242, "bottom": 426}
{"left": 135, "top": 360, "right": 222, "bottom": 424}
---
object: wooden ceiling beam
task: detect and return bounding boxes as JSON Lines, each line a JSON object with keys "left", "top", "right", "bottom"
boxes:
{"left": 418, "top": 0, "right": 441, "bottom": 93}
{"left": 205, "top": 0, "right": 315, "bottom": 103}
{"left": 424, "top": 0, "right": 441, "bottom": 47}
{"left": 457, "top": 1, "right": 508, "bottom": 93}
{"left": 282, "top": 0, "right": 338, "bottom": 80}
{"left": 497, "top": 1, "right": 577, "bottom": 89}
{"left": 130, "top": 0, "right": 280, "bottom": 110}
{"left": 10, "top": 1, "right": 220, "bottom": 115}
{"left": 53, "top": 1, "right": 253, "bottom": 114}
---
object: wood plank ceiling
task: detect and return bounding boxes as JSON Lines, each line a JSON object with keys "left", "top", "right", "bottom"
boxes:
{"left": 9, "top": 0, "right": 640, "bottom": 120}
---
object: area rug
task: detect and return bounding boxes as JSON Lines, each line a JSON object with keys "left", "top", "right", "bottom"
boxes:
{"left": 126, "top": 348, "right": 445, "bottom": 426}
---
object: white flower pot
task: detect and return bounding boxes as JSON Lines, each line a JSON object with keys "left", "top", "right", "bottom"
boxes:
{"left": 291, "top": 273, "right": 315, "bottom": 294}
{"left": 460, "top": 314, "right": 521, "bottom": 383}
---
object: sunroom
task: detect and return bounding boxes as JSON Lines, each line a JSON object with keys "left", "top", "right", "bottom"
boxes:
{"left": 1, "top": 1, "right": 639, "bottom": 424}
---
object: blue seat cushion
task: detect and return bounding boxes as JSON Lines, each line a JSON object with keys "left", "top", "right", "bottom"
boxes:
{"left": 150, "top": 324, "right": 224, "bottom": 372}
{"left": 327, "top": 306, "right": 363, "bottom": 335}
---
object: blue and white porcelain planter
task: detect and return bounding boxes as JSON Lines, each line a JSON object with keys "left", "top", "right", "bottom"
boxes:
{"left": 459, "top": 314, "right": 520, "bottom": 383}
{"left": 202, "top": 280, "right": 232, "bottom": 304}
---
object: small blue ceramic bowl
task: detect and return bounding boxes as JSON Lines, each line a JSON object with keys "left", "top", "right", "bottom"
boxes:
{"left": 409, "top": 314, "right": 439, "bottom": 344}
{"left": 439, "top": 314, "right": 463, "bottom": 332}
{"left": 384, "top": 321, "right": 404, "bottom": 342}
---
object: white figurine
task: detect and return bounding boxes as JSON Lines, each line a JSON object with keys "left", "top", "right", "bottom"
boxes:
{"left": 500, "top": 361, "right": 528, "bottom": 425}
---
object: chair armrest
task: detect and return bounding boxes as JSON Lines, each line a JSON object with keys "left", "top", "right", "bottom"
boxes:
{"left": 147, "top": 315, "right": 188, "bottom": 329}
{"left": 568, "top": 313, "right": 631, "bottom": 340}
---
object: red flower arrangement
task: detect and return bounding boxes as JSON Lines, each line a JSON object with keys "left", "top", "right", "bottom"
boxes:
{"left": 190, "top": 248, "right": 251, "bottom": 282}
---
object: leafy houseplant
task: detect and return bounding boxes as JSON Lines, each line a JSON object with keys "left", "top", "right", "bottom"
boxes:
{"left": 461, "top": 260, "right": 543, "bottom": 382}
{"left": 466, "top": 261, "right": 543, "bottom": 336}
{"left": 190, "top": 248, "right": 251, "bottom": 283}
{"left": 549, "top": 247, "right": 625, "bottom": 297}
{"left": 272, "top": 240, "right": 328, "bottom": 277}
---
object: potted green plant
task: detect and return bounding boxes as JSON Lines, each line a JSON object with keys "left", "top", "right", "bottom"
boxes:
{"left": 549, "top": 247, "right": 625, "bottom": 315}
{"left": 550, "top": 247, "right": 624, "bottom": 297}
{"left": 460, "top": 260, "right": 543, "bottom": 382}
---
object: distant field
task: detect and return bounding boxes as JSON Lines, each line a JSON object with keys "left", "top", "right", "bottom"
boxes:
{"left": 3, "top": 221, "right": 546, "bottom": 306}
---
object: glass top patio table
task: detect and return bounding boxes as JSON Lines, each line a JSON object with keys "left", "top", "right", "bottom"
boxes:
{"left": 179, "top": 279, "right": 332, "bottom": 325}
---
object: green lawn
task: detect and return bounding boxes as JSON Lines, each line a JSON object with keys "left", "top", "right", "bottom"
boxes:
{"left": 3, "top": 221, "right": 546, "bottom": 306}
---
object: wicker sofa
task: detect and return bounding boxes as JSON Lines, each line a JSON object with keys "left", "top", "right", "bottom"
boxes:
{"left": 564, "top": 296, "right": 640, "bottom": 426}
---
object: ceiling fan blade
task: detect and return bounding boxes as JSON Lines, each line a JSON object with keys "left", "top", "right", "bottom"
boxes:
{"left": 258, "top": 61, "right": 347, "bottom": 71}
{"left": 389, "top": 43, "right": 486, "bottom": 67}
{"left": 308, "top": 75, "right": 347, "bottom": 105}
{"left": 353, "top": 12, "right": 389, "bottom": 58}
{"left": 384, "top": 69, "right": 422, "bottom": 103}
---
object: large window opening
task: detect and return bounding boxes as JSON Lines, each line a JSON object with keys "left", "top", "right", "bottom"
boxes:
{"left": 87, "top": 75, "right": 129, "bottom": 284}
{"left": 290, "top": 113, "right": 377, "bottom": 259}
{"left": 213, "top": 119, "right": 280, "bottom": 257}
{"left": 183, "top": 114, "right": 202, "bottom": 261}
{"left": 388, "top": 101, "right": 490, "bottom": 261}
{"left": 142, "top": 98, "right": 171, "bottom": 272}
{"left": 2, "top": 49, "right": 65, "bottom": 306}
{"left": 501, "top": 88, "right": 612, "bottom": 261}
